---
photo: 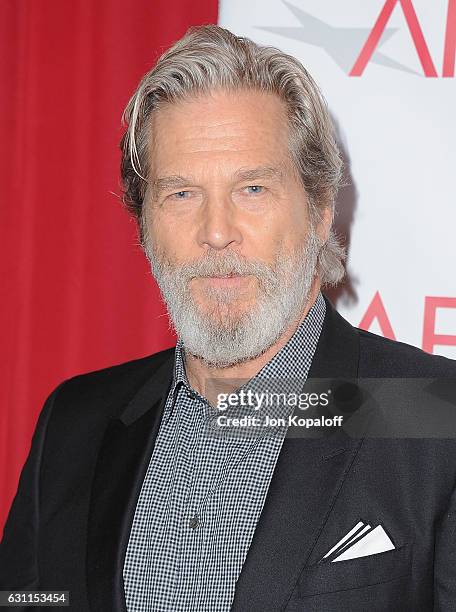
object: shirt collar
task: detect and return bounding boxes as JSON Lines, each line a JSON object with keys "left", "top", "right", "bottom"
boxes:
{"left": 247, "top": 291, "right": 326, "bottom": 393}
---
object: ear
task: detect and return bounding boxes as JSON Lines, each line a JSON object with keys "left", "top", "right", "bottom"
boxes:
{"left": 315, "top": 205, "right": 333, "bottom": 245}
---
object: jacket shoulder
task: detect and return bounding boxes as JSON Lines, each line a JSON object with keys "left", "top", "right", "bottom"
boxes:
{"left": 357, "top": 327, "right": 456, "bottom": 377}
{"left": 50, "top": 346, "right": 176, "bottom": 421}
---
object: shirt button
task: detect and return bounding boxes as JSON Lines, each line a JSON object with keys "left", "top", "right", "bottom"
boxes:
{"left": 189, "top": 515, "right": 199, "bottom": 529}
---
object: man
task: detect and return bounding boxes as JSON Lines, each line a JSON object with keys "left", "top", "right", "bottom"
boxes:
{"left": 1, "top": 24, "right": 456, "bottom": 611}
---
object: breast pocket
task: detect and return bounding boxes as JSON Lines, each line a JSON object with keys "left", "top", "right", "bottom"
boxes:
{"left": 297, "top": 543, "right": 413, "bottom": 598}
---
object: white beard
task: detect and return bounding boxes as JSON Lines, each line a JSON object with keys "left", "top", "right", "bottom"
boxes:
{"left": 144, "top": 230, "right": 321, "bottom": 368}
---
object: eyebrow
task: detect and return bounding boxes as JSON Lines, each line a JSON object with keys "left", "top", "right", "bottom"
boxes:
{"left": 149, "top": 165, "right": 285, "bottom": 200}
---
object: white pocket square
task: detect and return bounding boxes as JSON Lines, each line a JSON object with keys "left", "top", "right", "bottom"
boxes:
{"left": 320, "top": 521, "right": 395, "bottom": 563}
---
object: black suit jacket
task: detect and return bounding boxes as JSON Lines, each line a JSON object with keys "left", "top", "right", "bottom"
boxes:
{"left": 2, "top": 295, "right": 456, "bottom": 611}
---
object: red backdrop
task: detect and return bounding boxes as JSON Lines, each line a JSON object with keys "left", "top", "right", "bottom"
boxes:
{"left": 0, "top": 0, "right": 218, "bottom": 536}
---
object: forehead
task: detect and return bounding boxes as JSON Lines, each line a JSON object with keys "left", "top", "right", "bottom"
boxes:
{"left": 148, "top": 88, "right": 292, "bottom": 177}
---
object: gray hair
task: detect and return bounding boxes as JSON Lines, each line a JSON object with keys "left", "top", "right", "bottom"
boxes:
{"left": 120, "top": 24, "right": 345, "bottom": 286}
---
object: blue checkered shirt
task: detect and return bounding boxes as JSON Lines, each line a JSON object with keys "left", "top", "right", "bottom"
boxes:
{"left": 123, "top": 292, "right": 326, "bottom": 611}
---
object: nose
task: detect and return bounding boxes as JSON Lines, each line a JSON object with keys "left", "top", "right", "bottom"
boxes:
{"left": 196, "top": 194, "right": 243, "bottom": 251}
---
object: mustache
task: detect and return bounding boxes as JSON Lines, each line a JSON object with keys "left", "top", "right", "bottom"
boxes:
{"left": 153, "top": 249, "right": 279, "bottom": 283}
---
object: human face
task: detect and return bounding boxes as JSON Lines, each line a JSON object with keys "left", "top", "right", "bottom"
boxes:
{"left": 144, "top": 88, "right": 325, "bottom": 314}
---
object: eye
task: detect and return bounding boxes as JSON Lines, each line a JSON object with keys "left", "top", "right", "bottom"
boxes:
{"left": 244, "top": 185, "right": 264, "bottom": 194}
{"left": 170, "top": 190, "right": 191, "bottom": 199}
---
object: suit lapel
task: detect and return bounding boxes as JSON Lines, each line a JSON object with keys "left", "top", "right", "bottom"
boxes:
{"left": 86, "top": 352, "right": 175, "bottom": 612}
{"left": 231, "top": 295, "right": 364, "bottom": 611}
